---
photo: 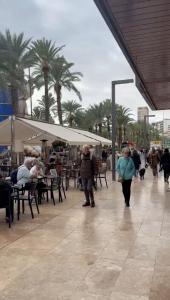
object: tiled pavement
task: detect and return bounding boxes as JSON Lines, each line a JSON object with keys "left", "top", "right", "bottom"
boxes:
{"left": 0, "top": 170, "right": 170, "bottom": 299}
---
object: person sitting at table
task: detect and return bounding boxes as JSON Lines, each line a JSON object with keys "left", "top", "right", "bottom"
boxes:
{"left": 30, "top": 159, "right": 46, "bottom": 202}
{"left": 30, "top": 159, "right": 44, "bottom": 177}
{"left": 17, "top": 159, "right": 34, "bottom": 188}
{"left": 49, "top": 152, "right": 57, "bottom": 164}
{"left": 0, "top": 173, "right": 13, "bottom": 221}
{"left": 24, "top": 150, "right": 34, "bottom": 163}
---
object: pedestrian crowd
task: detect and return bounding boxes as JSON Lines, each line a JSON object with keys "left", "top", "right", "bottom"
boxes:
{"left": 116, "top": 146, "right": 170, "bottom": 208}
{"left": 0, "top": 144, "right": 169, "bottom": 225}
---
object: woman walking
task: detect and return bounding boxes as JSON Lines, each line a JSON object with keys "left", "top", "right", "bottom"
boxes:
{"left": 132, "top": 149, "right": 141, "bottom": 177}
{"left": 160, "top": 148, "right": 170, "bottom": 183}
{"left": 116, "top": 148, "right": 135, "bottom": 207}
{"left": 80, "top": 145, "right": 96, "bottom": 207}
{"left": 149, "top": 147, "right": 159, "bottom": 177}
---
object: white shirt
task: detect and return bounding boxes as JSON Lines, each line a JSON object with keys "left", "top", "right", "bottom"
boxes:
{"left": 17, "top": 165, "right": 31, "bottom": 187}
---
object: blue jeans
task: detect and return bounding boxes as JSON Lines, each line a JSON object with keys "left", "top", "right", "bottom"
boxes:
{"left": 82, "top": 178, "right": 94, "bottom": 203}
{"left": 135, "top": 169, "right": 139, "bottom": 177}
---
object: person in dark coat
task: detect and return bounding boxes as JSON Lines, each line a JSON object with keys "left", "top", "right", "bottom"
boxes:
{"left": 80, "top": 145, "right": 96, "bottom": 207}
{"left": 149, "top": 147, "right": 159, "bottom": 177}
{"left": 0, "top": 174, "right": 13, "bottom": 220}
{"left": 160, "top": 148, "right": 170, "bottom": 183}
{"left": 132, "top": 150, "right": 141, "bottom": 177}
{"left": 157, "top": 147, "right": 163, "bottom": 167}
{"left": 102, "top": 149, "right": 108, "bottom": 162}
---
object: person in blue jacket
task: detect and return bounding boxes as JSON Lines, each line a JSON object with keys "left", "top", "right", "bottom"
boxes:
{"left": 116, "top": 147, "right": 135, "bottom": 207}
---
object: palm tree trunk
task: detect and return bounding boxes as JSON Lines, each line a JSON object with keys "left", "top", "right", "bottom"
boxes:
{"left": 69, "top": 114, "right": 73, "bottom": 127}
{"left": 55, "top": 83, "right": 63, "bottom": 125}
{"left": 43, "top": 70, "right": 49, "bottom": 122}
{"left": 123, "top": 126, "right": 126, "bottom": 141}
{"left": 107, "top": 117, "right": 110, "bottom": 139}
{"left": 118, "top": 127, "right": 122, "bottom": 150}
{"left": 95, "top": 124, "right": 98, "bottom": 134}
{"left": 98, "top": 123, "right": 102, "bottom": 135}
{"left": 10, "top": 86, "right": 18, "bottom": 115}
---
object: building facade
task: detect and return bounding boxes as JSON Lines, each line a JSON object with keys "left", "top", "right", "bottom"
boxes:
{"left": 137, "top": 107, "right": 149, "bottom": 122}
{"left": 154, "top": 119, "right": 170, "bottom": 137}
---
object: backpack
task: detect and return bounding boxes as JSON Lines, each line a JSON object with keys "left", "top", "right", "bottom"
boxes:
{"left": 11, "top": 169, "right": 18, "bottom": 184}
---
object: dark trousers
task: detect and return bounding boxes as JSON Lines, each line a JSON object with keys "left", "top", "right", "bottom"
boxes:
{"left": 164, "top": 170, "right": 169, "bottom": 182}
{"left": 6, "top": 202, "right": 13, "bottom": 219}
{"left": 82, "top": 178, "right": 94, "bottom": 203}
{"left": 152, "top": 167, "right": 158, "bottom": 177}
{"left": 122, "top": 179, "right": 132, "bottom": 206}
{"left": 2, "top": 201, "right": 13, "bottom": 219}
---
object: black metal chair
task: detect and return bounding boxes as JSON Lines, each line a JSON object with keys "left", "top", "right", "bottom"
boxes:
{"left": 52, "top": 176, "right": 63, "bottom": 203}
{"left": 62, "top": 167, "right": 71, "bottom": 191}
{"left": 61, "top": 176, "right": 66, "bottom": 199}
{"left": 39, "top": 176, "right": 63, "bottom": 205}
{"left": 95, "top": 164, "right": 108, "bottom": 188}
{"left": 0, "top": 189, "right": 13, "bottom": 228}
{"left": 14, "top": 183, "right": 39, "bottom": 220}
{"left": 49, "top": 169, "right": 66, "bottom": 198}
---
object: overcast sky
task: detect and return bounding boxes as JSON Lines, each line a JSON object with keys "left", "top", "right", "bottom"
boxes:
{"left": 0, "top": 0, "right": 168, "bottom": 122}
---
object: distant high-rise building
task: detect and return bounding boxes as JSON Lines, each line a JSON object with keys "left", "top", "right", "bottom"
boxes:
{"left": 154, "top": 119, "right": 170, "bottom": 137}
{"left": 137, "top": 107, "right": 149, "bottom": 122}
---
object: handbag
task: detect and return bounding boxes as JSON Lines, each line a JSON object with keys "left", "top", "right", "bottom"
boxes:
{"left": 118, "top": 159, "right": 130, "bottom": 183}
{"left": 118, "top": 175, "right": 124, "bottom": 183}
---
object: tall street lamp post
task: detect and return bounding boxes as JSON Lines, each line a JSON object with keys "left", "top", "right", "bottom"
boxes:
{"left": 112, "top": 79, "right": 134, "bottom": 181}
{"left": 28, "top": 67, "right": 33, "bottom": 118}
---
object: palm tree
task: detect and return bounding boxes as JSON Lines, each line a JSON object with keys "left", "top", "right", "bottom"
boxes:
{"left": 126, "top": 121, "right": 159, "bottom": 148}
{"left": 0, "top": 30, "right": 32, "bottom": 114}
{"left": 87, "top": 103, "right": 105, "bottom": 135}
{"left": 74, "top": 110, "right": 87, "bottom": 129}
{"left": 116, "top": 105, "right": 133, "bottom": 149}
{"left": 102, "top": 99, "right": 112, "bottom": 138}
{"left": 49, "top": 56, "right": 83, "bottom": 125}
{"left": 62, "top": 100, "right": 82, "bottom": 127}
{"left": 33, "top": 93, "right": 56, "bottom": 123}
{"left": 31, "top": 39, "right": 63, "bottom": 122}
{"left": 32, "top": 106, "right": 41, "bottom": 120}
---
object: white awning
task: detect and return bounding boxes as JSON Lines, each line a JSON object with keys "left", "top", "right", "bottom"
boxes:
{"left": 0, "top": 117, "right": 99, "bottom": 146}
{"left": 71, "top": 128, "right": 112, "bottom": 145}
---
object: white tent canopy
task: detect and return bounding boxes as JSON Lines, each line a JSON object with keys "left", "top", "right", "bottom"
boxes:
{"left": 71, "top": 128, "right": 112, "bottom": 145}
{"left": 0, "top": 117, "right": 100, "bottom": 147}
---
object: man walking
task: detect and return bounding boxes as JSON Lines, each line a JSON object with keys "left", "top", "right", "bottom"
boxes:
{"left": 80, "top": 145, "right": 96, "bottom": 207}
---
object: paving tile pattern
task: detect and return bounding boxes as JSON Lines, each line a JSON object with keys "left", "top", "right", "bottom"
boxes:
{"left": 0, "top": 171, "right": 169, "bottom": 299}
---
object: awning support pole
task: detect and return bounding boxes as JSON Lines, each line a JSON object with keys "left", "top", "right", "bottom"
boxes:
{"left": 10, "top": 115, "right": 15, "bottom": 169}
{"left": 112, "top": 83, "right": 116, "bottom": 181}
